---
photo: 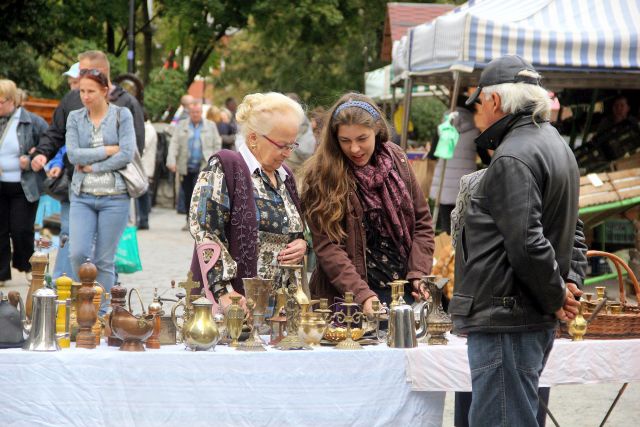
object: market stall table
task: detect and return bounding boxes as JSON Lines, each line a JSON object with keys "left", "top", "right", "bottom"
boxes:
{"left": 0, "top": 342, "right": 445, "bottom": 427}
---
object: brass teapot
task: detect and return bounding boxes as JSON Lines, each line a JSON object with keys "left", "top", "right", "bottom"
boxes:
{"left": 174, "top": 296, "right": 220, "bottom": 351}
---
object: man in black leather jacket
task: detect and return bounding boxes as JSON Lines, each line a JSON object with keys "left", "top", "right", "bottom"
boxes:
{"left": 449, "top": 56, "right": 587, "bottom": 427}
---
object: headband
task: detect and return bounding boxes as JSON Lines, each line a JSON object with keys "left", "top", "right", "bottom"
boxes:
{"left": 332, "top": 100, "right": 380, "bottom": 120}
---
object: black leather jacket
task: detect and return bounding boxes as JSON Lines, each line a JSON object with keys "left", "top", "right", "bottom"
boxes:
{"left": 450, "top": 114, "right": 587, "bottom": 333}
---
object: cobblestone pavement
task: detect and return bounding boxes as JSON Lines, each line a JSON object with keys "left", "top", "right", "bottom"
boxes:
{"left": 5, "top": 207, "right": 639, "bottom": 426}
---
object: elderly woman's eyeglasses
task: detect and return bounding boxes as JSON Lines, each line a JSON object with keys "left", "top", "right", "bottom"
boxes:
{"left": 262, "top": 134, "right": 299, "bottom": 152}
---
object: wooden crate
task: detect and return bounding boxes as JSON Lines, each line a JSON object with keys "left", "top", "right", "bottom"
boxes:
{"left": 579, "top": 168, "right": 640, "bottom": 208}
{"left": 23, "top": 97, "right": 59, "bottom": 124}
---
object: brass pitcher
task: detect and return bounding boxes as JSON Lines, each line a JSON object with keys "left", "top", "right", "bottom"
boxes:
{"left": 424, "top": 276, "right": 453, "bottom": 345}
{"left": 179, "top": 296, "right": 220, "bottom": 351}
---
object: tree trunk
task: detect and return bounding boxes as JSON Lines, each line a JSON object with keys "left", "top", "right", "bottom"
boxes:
{"left": 141, "top": 0, "right": 153, "bottom": 85}
{"left": 106, "top": 22, "right": 115, "bottom": 54}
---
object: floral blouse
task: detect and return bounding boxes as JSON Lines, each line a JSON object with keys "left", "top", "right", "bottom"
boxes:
{"left": 189, "top": 148, "right": 304, "bottom": 295}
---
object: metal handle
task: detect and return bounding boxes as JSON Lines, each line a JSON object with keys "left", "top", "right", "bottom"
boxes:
{"left": 128, "top": 288, "right": 146, "bottom": 315}
{"left": 171, "top": 299, "right": 185, "bottom": 333}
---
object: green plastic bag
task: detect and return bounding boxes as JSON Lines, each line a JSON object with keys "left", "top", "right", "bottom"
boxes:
{"left": 115, "top": 225, "right": 143, "bottom": 274}
{"left": 433, "top": 113, "right": 460, "bottom": 160}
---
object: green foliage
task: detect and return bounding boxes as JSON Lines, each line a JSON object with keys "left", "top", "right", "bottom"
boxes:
{"left": 144, "top": 68, "right": 188, "bottom": 120}
{"left": 410, "top": 97, "right": 448, "bottom": 145}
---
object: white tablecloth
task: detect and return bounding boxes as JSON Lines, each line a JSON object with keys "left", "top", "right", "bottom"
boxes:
{"left": 0, "top": 342, "right": 444, "bottom": 427}
{"left": 405, "top": 334, "right": 640, "bottom": 391}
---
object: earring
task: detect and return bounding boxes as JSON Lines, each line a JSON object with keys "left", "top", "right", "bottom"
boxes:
{"left": 251, "top": 143, "right": 257, "bottom": 150}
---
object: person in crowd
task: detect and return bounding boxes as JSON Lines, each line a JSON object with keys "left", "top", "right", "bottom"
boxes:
{"left": 137, "top": 113, "right": 158, "bottom": 230}
{"left": 301, "top": 93, "right": 435, "bottom": 313}
{"left": 596, "top": 94, "right": 638, "bottom": 134}
{"left": 449, "top": 55, "right": 587, "bottom": 426}
{"left": 66, "top": 69, "right": 135, "bottom": 312}
{"left": 0, "top": 79, "right": 48, "bottom": 287}
{"left": 63, "top": 62, "right": 81, "bottom": 91}
{"left": 171, "top": 94, "right": 195, "bottom": 126}
{"left": 166, "top": 101, "right": 221, "bottom": 230}
{"left": 188, "top": 92, "right": 307, "bottom": 309}
{"left": 429, "top": 94, "right": 481, "bottom": 234}
{"left": 283, "top": 93, "right": 317, "bottom": 181}
{"left": 46, "top": 145, "right": 73, "bottom": 281}
{"left": 207, "top": 105, "right": 236, "bottom": 150}
{"left": 223, "top": 97, "right": 239, "bottom": 137}
{"left": 310, "top": 106, "right": 326, "bottom": 142}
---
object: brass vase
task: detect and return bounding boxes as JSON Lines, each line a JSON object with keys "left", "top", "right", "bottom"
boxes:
{"left": 226, "top": 296, "right": 245, "bottom": 348}
{"left": 239, "top": 278, "right": 273, "bottom": 352}
{"left": 424, "top": 276, "right": 452, "bottom": 345}
{"left": 568, "top": 301, "right": 588, "bottom": 341}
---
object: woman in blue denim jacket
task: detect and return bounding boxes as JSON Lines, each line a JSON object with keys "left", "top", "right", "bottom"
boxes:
{"left": 66, "top": 69, "right": 135, "bottom": 311}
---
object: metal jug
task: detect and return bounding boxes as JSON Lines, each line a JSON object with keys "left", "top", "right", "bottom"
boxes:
{"left": 387, "top": 296, "right": 418, "bottom": 348}
{"left": 0, "top": 291, "right": 26, "bottom": 348}
{"left": 23, "top": 288, "right": 71, "bottom": 351}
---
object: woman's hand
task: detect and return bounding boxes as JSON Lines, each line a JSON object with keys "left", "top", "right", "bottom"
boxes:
{"left": 218, "top": 291, "right": 247, "bottom": 313}
{"left": 77, "top": 165, "right": 93, "bottom": 173}
{"left": 105, "top": 146, "right": 120, "bottom": 156}
{"left": 278, "top": 238, "right": 307, "bottom": 265}
{"left": 411, "top": 279, "right": 429, "bottom": 302}
{"left": 19, "top": 155, "right": 30, "bottom": 170}
{"left": 362, "top": 295, "right": 381, "bottom": 315}
{"left": 47, "top": 167, "right": 62, "bottom": 178}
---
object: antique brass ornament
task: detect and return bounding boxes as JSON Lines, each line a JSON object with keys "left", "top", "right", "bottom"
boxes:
{"left": 171, "top": 273, "right": 201, "bottom": 342}
{"left": 239, "top": 278, "right": 273, "bottom": 352}
{"left": 298, "top": 312, "right": 328, "bottom": 346}
{"left": 568, "top": 300, "right": 588, "bottom": 341}
{"left": 275, "top": 280, "right": 311, "bottom": 350}
{"left": 226, "top": 296, "right": 245, "bottom": 348}
{"left": 109, "top": 305, "right": 155, "bottom": 351}
{"left": 180, "top": 296, "right": 220, "bottom": 351}
{"left": 595, "top": 286, "right": 606, "bottom": 301}
{"left": 369, "top": 300, "right": 389, "bottom": 343}
{"left": 424, "top": 276, "right": 453, "bottom": 345}
{"left": 331, "top": 292, "right": 365, "bottom": 350}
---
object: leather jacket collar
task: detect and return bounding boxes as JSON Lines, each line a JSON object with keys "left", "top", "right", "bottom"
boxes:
{"left": 475, "top": 112, "right": 540, "bottom": 150}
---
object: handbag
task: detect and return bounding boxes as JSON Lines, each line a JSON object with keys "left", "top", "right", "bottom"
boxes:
{"left": 43, "top": 171, "right": 70, "bottom": 202}
{"left": 114, "top": 108, "right": 149, "bottom": 198}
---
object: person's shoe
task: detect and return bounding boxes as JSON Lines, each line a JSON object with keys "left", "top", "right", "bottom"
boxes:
{"left": 138, "top": 223, "right": 149, "bottom": 230}
{"left": 181, "top": 224, "right": 189, "bottom": 231}
{"left": 25, "top": 272, "right": 32, "bottom": 283}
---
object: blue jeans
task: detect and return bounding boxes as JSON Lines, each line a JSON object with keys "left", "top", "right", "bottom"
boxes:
{"left": 467, "top": 329, "right": 555, "bottom": 427}
{"left": 52, "top": 202, "right": 76, "bottom": 282}
{"left": 69, "top": 193, "right": 130, "bottom": 312}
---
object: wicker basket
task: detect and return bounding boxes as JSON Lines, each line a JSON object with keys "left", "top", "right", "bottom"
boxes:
{"left": 558, "top": 250, "right": 640, "bottom": 339}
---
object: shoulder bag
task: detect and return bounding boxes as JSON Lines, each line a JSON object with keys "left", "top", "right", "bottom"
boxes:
{"left": 115, "top": 109, "right": 149, "bottom": 198}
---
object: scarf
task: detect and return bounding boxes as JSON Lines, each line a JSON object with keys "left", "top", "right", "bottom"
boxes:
{"left": 350, "top": 143, "right": 414, "bottom": 258}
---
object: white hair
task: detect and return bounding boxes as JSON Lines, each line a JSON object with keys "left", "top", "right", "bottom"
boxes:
{"left": 483, "top": 79, "right": 551, "bottom": 124}
{"left": 236, "top": 92, "right": 305, "bottom": 138}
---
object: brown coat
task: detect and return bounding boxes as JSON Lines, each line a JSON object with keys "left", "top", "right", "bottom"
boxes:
{"left": 309, "top": 142, "right": 435, "bottom": 305}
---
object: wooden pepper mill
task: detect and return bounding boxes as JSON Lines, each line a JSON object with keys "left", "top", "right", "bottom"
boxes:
{"left": 108, "top": 284, "right": 126, "bottom": 347}
{"left": 76, "top": 261, "right": 98, "bottom": 349}
{"left": 25, "top": 238, "right": 51, "bottom": 319}
{"left": 146, "top": 288, "right": 163, "bottom": 349}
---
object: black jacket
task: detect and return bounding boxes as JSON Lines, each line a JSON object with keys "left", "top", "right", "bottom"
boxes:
{"left": 34, "top": 84, "right": 145, "bottom": 160}
{"left": 449, "top": 114, "right": 587, "bottom": 333}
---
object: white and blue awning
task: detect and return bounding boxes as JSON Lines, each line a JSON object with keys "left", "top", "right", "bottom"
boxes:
{"left": 364, "top": 64, "right": 448, "bottom": 102}
{"left": 393, "top": 0, "right": 640, "bottom": 85}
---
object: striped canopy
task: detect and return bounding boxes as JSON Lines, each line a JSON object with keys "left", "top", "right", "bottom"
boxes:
{"left": 393, "top": 0, "right": 640, "bottom": 85}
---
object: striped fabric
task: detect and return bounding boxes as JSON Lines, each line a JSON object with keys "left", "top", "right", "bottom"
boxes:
{"left": 398, "top": 0, "right": 640, "bottom": 74}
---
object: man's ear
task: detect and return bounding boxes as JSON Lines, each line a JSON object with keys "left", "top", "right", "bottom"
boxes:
{"left": 492, "top": 92, "right": 502, "bottom": 114}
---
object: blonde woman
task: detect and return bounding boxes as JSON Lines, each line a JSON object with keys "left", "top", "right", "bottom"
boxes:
{"left": 189, "top": 92, "right": 307, "bottom": 309}
{"left": 301, "top": 93, "right": 435, "bottom": 313}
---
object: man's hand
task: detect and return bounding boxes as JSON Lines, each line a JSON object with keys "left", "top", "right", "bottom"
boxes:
{"left": 411, "top": 279, "right": 429, "bottom": 302}
{"left": 556, "top": 283, "right": 581, "bottom": 321}
{"left": 31, "top": 154, "right": 48, "bottom": 171}
{"left": 105, "top": 146, "right": 120, "bottom": 156}
{"left": 167, "top": 164, "right": 176, "bottom": 173}
{"left": 48, "top": 167, "right": 62, "bottom": 178}
{"left": 278, "top": 239, "right": 307, "bottom": 265}
{"left": 19, "top": 155, "right": 30, "bottom": 170}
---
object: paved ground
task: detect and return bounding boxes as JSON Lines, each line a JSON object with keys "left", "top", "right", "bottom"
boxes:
{"left": 4, "top": 207, "right": 639, "bottom": 426}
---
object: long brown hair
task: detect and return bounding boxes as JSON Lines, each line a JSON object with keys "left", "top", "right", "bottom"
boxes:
{"left": 300, "top": 93, "right": 389, "bottom": 242}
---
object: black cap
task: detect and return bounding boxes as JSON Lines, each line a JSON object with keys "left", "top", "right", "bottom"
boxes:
{"left": 466, "top": 55, "right": 541, "bottom": 106}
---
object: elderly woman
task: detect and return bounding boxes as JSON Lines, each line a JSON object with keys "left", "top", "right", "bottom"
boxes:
{"left": 301, "top": 93, "right": 435, "bottom": 313}
{"left": 0, "top": 80, "right": 48, "bottom": 287}
{"left": 66, "top": 69, "right": 135, "bottom": 309}
{"left": 189, "top": 92, "right": 307, "bottom": 309}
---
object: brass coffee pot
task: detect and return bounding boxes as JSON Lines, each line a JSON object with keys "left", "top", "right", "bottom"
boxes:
{"left": 175, "top": 296, "right": 220, "bottom": 351}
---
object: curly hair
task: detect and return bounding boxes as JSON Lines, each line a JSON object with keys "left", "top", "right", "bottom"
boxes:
{"left": 300, "top": 93, "right": 389, "bottom": 242}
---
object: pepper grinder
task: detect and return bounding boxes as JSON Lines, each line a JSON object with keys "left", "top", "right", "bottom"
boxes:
{"left": 25, "top": 238, "right": 51, "bottom": 319}
{"left": 108, "top": 283, "right": 126, "bottom": 346}
{"left": 76, "top": 261, "right": 98, "bottom": 349}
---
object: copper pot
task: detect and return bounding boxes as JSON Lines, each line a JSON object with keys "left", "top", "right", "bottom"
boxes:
{"left": 109, "top": 305, "right": 155, "bottom": 351}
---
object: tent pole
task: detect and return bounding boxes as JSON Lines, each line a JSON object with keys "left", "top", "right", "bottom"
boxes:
{"left": 433, "top": 71, "right": 461, "bottom": 231}
{"left": 580, "top": 89, "right": 599, "bottom": 147}
{"left": 400, "top": 76, "right": 413, "bottom": 150}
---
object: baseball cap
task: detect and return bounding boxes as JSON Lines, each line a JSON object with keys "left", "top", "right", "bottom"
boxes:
{"left": 62, "top": 62, "right": 80, "bottom": 79}
{"left": 466, "top": 55, "right": 541, "bottom": 106}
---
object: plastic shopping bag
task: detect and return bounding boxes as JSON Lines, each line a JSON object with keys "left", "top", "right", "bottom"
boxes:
{"left": 433, "top": 113, "right": 460, "bottom": 160}
{"left": 115, "top": 225, "right": 143, "bottom": 274}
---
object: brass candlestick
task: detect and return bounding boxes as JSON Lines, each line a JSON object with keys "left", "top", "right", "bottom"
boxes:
{"left": 25, "top": 238, "right": 51, "bottom": 319}
{"left": 389, "top": 280, "right": 408, "bottom": 309}
{"left": 369, "top": 300, "right": 389, "bottom": 343}
{"left": 108, "top": 284, "right": 126, "bottom": 346}
{"left": 595, "top": 286, "right": 606, "bottom": 301}
{"left": 275, "top": 282, "right": 311, "bottom": 350}
{"left": 332, "top": 292, "right": 365, "bottom": 350}
{"left": 315, "top": 298, "right": 333, "bottom": 323}
{"left": 75, "top": 261, "right": 98, "bottom": 349}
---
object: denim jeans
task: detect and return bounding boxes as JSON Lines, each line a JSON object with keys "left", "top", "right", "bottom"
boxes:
{"left": 466, "top": 329, "right": 555, "bottom": 427}
{"left": 52, "top": 202, "right": 76, "bottom": 281}
{"left": 69, "top": 193, "right": 130, "bottom": 313}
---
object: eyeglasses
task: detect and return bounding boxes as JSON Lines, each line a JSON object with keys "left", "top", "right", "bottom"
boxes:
{"left": 262, "top": 134, "right": 299, "bottom": 152}
{"left": 0, "top": 98, "right": 10, "bottom": 105}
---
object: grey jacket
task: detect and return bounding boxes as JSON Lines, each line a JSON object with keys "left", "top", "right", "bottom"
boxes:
{"left": 166, "top": 118, "right": 221, "bottom": 175}
{"left": 430, "top": 108, "right": 479, "bottom": 205}
{"left": 66, "top": 105, "right": 136, "bottom": 196}
{"left": 449, "top": 114, "right": 587, "bottom": 334}
{"left": 15, "top": 108, "right": 49, "bottom": 202}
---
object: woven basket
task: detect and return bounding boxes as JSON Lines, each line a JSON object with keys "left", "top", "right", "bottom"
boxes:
{"left": 558, "top": 250, "right": 640, "bottom": 339}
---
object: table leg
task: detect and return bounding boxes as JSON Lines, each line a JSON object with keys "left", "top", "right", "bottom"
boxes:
{"left": 599, "top": 383, "right": 629, "bottom": 427}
